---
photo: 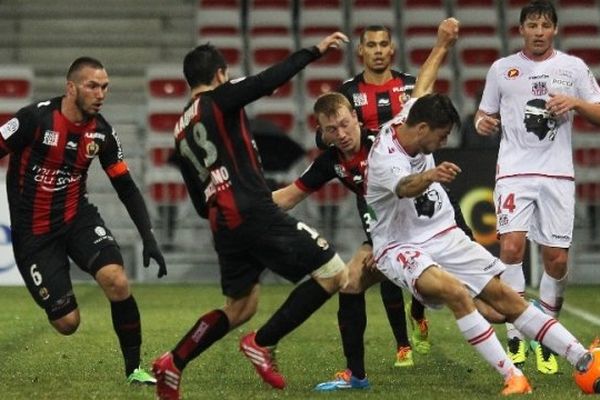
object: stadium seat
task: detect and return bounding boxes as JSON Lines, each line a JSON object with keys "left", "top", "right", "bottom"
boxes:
{"left": 248, "top": 36, "right": 295, "bottom": 74}
{"left": 0, "top": 65, "right": 34, "bottom": 111}
{"left": 574, "top": 114, "right": 600, "bottom": 133}
{"left": 577, "top": 182, "right": 600, "bottom": 203}
{"left": 404, "top": 36, "right": 451, "bottom": 73}
{"left": 146, "top": 64, "right": 188, "bottom": 99}
{"left": 147, "top": 99, "right": 184, "bottom": 134}
{"left": 456, "top": 36, "right": 502, "bottom": 67}
{"left": 350, "top": 0, "right": 395, "bottom": 40}
{"left": 250, "top": 99, "right": 298, "bottom": 135}
{"left": 558, "top": 5, "right": 600, "bottom": 37}
{"left": 575, "top": 148, "right": 600, "bottom": 167}
{"left": 401, "top": 7, "right": 447, "bottom": 37}
{"left": 196, "top": 6, "right": 241, "bottom": 36}
{"left": 298, "top": 0, "right": 344, "bottom": 36}
{"left": 303, "top": 69, "right": 343, "bottom": 100}
{"left": 453, "top": 5, "right": 499, "bottom": 37}
{"left": 561, "top": 37, "right": 600, "bottom": 75}
{"left": 248, "top": 0, "right": 293, "bottom": 37}
{"left": 146, "top": 167, "right": 188, "bottom": 205}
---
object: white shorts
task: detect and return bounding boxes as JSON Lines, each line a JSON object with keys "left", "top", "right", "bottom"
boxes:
{"left": 494, "top": 177, "right": 574, "bottom": 248}
{"left": 376, "top": 228, "right": 505, "bottom": 309}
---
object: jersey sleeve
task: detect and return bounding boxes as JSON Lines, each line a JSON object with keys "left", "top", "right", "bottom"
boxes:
{"left": 369, "top": 145, "right": 411, "bottom": 198}
{"left": 479, "top": 61, "right": 501, "bottom": 115}
{"left": 0, "top": 107, "right": 38, "bottom": 157}
{"left": 212, "top": 47, "right": 321, "bottom": 112}
{"left": 574, "top": 60, "right": 600, "bottom": 103}
{"left": 295, "top": 151, "right": 337, "bottom": 192}
{"left": 99, "top": 127, "right": 129, "bottom": 179}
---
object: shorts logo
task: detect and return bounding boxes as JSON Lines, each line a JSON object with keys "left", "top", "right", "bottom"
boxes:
{"left": 551, "top": 233, "right": 571, "bottom": 241}
{"left": 317, "top": 236, "right": 329, "bottom": 250}
{"left": 39, "top": 287, "right": 50, "bottom": 301}
{"left": 0, "top": 117, "right": 19, "bottom": 140}
{"left": 498, "top": 213, "right": 509, "bottom": 227}
{"left": 43, "top": 130, "right": 59, "bottom": 146}
{"left": 353, "top": 93, "right": 368, "bottom": 107}
{"left": 95, "top": 226, "right": 107, "bottom": 237}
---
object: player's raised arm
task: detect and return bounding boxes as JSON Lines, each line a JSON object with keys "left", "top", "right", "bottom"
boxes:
{"left": 412, "top": 18, "right": 459, "bottom": 98}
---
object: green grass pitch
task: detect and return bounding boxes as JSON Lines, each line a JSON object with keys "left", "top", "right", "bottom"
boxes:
{"left": 0, "top": 283, "right": 598, "bottom": 399}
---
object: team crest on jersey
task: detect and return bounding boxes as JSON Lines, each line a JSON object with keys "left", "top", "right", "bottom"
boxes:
{"left": 353, "top": 93, "right": 368, "bottom": 107}
{"left": 334, "top": 164, "right": 347, "bottom": 178}
{"left": 414, "top": 188, "right": 441, "bottom": 218}
{"left": 85, "top": 141, "right": 100, "bottom": 158}
{"left": 42, "top": 130, "right": 59, "bottom": 146}
{"left": 531, "top": 81, "right": 548, "bottom": 96}
{"left": 505, "top": 68, "right": 520, "bottom": 79}
{"left": 0, "top": 117, "right": 18, "bottom": 140}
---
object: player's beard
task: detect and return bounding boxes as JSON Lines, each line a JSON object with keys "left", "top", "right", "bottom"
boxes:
{"left": 75, "top": 92, "right": 98, "bottom": 120}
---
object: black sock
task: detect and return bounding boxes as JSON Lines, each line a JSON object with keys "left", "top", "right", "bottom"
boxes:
{"left": 411, "top": 295, "right": 426, "bottom": 321}
{"left": 380, "top": 280, "right": 409, "bottom": 347}
{"left": 172, "top": 309, "right": 230, "bottom": 371}
{"left": 111, "top": 296, "right": 141, "bottom": 376}
{"left": 255, "top": 278, "right": 331, "bottom": 347}
{"left": 338, "top": 292, "right": 366, "bottom": 379}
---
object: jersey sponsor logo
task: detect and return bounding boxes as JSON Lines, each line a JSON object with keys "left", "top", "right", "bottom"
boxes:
{"left": 110, "top": 129, "right": 124, "bottom": 160}
{"left": 531, "top": 81, "right": 548, "bottom": 96}
{"left": 85, "top": 141, "right": 100, "bottom": 158}
{"left": 0, "top": 117, "right": 19, "bottom": 140}
{"left": 550, "top": 78, "right": 573, "bottom": 88}
{"left": 84, "top": 131, "right": 106, "bottom": 140}
{"left": 414, "top": 188, "right": 441, "bottom": 218}
{"left": 524, "top": 98, "right": 557, "bottom": 141}
{"left": 505, "top": 68, "right": 520, "bottom": 79}
{"left": 377, "top": 98, "right": 391, "bottom": 107}
{"left": 66, "top": 140, "right": 78, "bottom": 150}
{"left": 42, "top": 130, "right": 59, "bottom": 147}
{"left": 32, "top": 165, "right": 82, "bottom": 192}
{"left": 353, "top": 93, "right": 368, "bottom": 107}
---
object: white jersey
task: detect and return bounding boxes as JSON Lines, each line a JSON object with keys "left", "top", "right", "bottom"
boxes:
{"left": 365, "top": 121, "right": 456, "bottom": 261}
{"left": 479, "top": 50, "right": 600, "bottom": 179}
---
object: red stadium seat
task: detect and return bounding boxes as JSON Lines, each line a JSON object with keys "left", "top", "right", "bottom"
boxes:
{"left": 575, "top": 148, "right": 600, "bottom": 166}
{"left": 305, "top": 78, "right": 343, "bottom": 98}
{"left": 0, "top": 113, "right": 14, "bottom": 125}
{"left": 148, "top": 79, "right": 188, "bottom": 98}
{"left": 0, "top": 79, "right": 30, "bottom": 98}
{"left": 150, "top": 147, "right": 175, "bottom": 167}
{"left": 404, "top": 0, "right": 443, "bottom": 6}
{"left": 148, "top": 113, "right": 180, "bottom": 133}
{"left": 149, "top": 182, "right": 188, "bottom": 204}
{"left": 574, "top": 114, "right": 600, "bottom": 133}
{"left": 254, "top": 112, "right": 295, "bottom": 133}
{"left": 577, "top": 182, "right": 600, "bottom": 203}
{"left": 199, "top": 0, "right": 239, "bottom": 7}
{"left": 248, "top": 36, "right": 295, "bottom": 73}
{"left": 302, "top": 0, "right": 341, "bottom": 6}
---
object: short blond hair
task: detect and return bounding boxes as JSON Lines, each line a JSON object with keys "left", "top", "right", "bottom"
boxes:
{"left": 313, "top": 92, "right": 353, "bottom": 119}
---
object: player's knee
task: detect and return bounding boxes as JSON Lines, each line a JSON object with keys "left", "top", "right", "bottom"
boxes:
{"left": 224, "top": 297, "right": 258, "bottom": 328}
{"left": 50, "top": 310, "right": 80, "bottom": 335}
{"left": 312, "top": 254, "right": 348, "bottom": 294}
{"left": 543, "top": 248, "right": 568, "bottom": 278}
{"left": 500, "top": 239, "right": 525, "bottom": 263}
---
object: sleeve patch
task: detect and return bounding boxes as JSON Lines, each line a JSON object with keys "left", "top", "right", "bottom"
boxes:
{"left": 0, "top": 118, "right": 19, "bottom": 140}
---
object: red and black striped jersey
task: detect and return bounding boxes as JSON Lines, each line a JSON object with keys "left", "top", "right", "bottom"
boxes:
{"left": 339, "top": 70, "right": 415, "bottom": 130}
{"left": 173, "top": 47, "right": 321, "bottom": 252}
{"left": 0, "top": 97, "right": 128, "bottom": 235}
{"left": 295, "top": 128, "right": 375, "bottom": 240}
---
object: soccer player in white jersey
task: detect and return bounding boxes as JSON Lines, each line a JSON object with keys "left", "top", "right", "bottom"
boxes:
{"left": 365, "top": 93, "right": 596, "bottom": 395}
{"left": 474, "top": 0, "right": 600, "bottom": 374}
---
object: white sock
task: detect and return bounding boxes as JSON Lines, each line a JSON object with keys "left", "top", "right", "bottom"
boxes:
{"left": 512, "top": 304, "right": 586, "bottom": 365}
{"left": 500, "top": 262, "right": 526, "bottom": 340}
{"left": 538, "top": 271, "right": 567, "bottom": 317}
{"left": 457, "top": 311, "right": 520, "bottom": 378}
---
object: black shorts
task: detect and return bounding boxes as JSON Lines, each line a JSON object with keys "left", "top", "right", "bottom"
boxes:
{"left": 12, "top": 205, "right": 122, "bottom": 313}
{"left": 217, "top": 212, "right": 337, "bottom": 298}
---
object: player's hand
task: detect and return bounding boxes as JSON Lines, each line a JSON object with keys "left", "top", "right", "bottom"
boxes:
{"left": 437, "top": 17, "right": 460, "bottom": 49}
{"left": 475, "top": 114, "right": 500, "bottom": 136}
{"left": 316, "top": 32, "right": 349, "bottom": 55}
{"left": 143, "top": 237, "right": 167, "bottom": 278}
{"left": 428, "top": 161, "right": 461, "bottom": 184}
{"left": 547, "top": 92, "right": 579, "bottom": 118}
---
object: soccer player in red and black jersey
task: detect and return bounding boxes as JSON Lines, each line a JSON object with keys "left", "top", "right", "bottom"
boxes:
{"left": 295, "top": 20, "right": 464, "bottom": 389}
{"left": 0, "top": 57, "right": 166, "bottom": 384}
{"left": 151, "top": 32, "right": 352, "bottom": 400}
